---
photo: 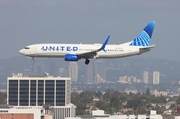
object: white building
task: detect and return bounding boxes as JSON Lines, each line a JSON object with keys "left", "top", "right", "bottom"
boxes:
{"left": 128, "top": 115, "right": 136, "bottom": 119}
{"left": 51, "top": 103, "right": 76, "bottom": 119}
{"left": 91, "top": 110, "right": 105, "bottom": 116}
{"left": 151, "top": 90, "right": 168, "bottom": 97}
{"left": 65, "top": 114, "right": 163, "bottom": 119}
{"left": 149, "top": 115, "right": 163, "bottom": 119}
{"left": 132, "top": 76, "right": 137, "bottom": 83}
{"left": 153, "top": 71, "right": 160, "bottom": 84}
{"left": 118, "top": 76, "right": 127, "bottom": 83}
{"left": 65, "top": 110, "right": 163, "bottom": 119}
{"left": 137, "top": 115, "right": 146, "bottom": 119}
{"left": 127, "top": 77, "right": 132, "bottom": 83}
{"left": 124, "top": 89, "right": 138, "bottom": 94}
{"left": 174, "top": 116, "right": 180, "bottom": 119}
{"left": 69, "top": 62, "right": 78, "bottom": 82}
{"left": 110, "top": 115, "right": 127, "bottom": 119}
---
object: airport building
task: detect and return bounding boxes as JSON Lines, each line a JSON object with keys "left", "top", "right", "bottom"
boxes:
{"left": 7, "top": 74, "right": 76, "bottom": 119}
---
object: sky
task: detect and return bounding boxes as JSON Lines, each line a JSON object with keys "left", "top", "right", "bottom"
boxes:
{"left": 0, "top": 0, "right": 180, "bottom": 61}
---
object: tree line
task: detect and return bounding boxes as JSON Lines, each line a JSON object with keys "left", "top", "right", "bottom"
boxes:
{"left": 0, "top": 91, "right": 6, "bottom": 104}
{"left": 71, "top": 89, "right": 180, "bottom": 115}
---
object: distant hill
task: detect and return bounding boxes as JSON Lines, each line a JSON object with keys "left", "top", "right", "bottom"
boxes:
{"left": 105, "top": 57, "right": 180, "bottom": 83}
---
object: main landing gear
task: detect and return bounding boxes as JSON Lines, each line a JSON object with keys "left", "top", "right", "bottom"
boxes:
{"left": 85, "top": 59, "right": 90, "bottom": 65}
{"left": 31, "top": 57, "right": 35, "bottom": 63}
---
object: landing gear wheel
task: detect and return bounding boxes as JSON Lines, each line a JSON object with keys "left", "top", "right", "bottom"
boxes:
{"left": 85, "top": 59, "right": 90, "bottom": 65}
{"left": 31, "top": 58, "right": 35, "bottom": 63}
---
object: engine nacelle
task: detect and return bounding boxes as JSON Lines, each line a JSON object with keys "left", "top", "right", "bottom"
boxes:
{"left": 64, "top": 54, "right": 78, "bottom": 61}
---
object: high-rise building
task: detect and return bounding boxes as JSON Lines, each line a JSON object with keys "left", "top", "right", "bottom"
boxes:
{"left": 69, "top": 62, "right": 78, "bottom": 82}
{"left": 153, "top": 71, "right": 160, "bottom": 84}
{"left": 143, "top": 71, "right": 149, "bottom": 84}
{"left": 31, "top": 63, "right": 42, "bottom": 76}
{"left": 118, "top": 76, "right": 127, "bottom": 83}
{"left": 7, "top": 76, "right": 71, "bottom": 106}
{"left": 94, "top": 61, "right": 106, "bottom": 81}
{"left": 59, "top": 68, "right": 66, "bottom": 77}
{"left": 48, "top": 62, "right": 59, "bottom": 76}
{"left": 132, "top": 76, "right": 137, "bottom": 83}
{"left": 127, "top": 77, "right": 132, "bottom": 83}
{"left": 7, "top": 74, "right": 76, "bottom": 119}
{"left": 94, "top": 74, "right": 106, "bottom": 84}
{"left": 84, "top": 63, "right": 93, "bottom": 83}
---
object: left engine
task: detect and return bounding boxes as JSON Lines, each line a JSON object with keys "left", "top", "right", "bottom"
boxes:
{"left": 64, "top": 54, "right": 78, "bottom": 61}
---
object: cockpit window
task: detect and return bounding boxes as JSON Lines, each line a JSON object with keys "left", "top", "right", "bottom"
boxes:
{"left": 24, "top": 47, "right": 30, "bottom": 49}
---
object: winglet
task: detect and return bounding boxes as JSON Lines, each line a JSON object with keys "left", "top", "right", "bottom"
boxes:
{"left": 101, "top": 35, "right": 110, "bottom": 52}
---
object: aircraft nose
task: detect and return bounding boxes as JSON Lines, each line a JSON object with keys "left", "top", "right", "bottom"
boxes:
{"left": 19, "top": 49, "right": 24, "bottom": 54}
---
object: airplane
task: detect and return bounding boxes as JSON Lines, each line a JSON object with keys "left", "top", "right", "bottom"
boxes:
{"left": 19, "top": 21, "right": 156, "bottom": 65}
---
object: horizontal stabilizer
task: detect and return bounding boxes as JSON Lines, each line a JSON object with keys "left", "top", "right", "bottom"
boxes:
{"left": 139, "top": 44, "right": 155, "bottom": 49}
{"left": 139, "top": 44, "right": 155, "bottom": 53}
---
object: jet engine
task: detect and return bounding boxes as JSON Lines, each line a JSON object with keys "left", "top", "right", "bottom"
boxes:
{"left": 64, "top": 54, "right": 78, "bottom": 61}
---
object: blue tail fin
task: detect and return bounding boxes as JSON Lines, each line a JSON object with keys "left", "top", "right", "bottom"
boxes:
{"left": 129, "top": 21, "right": 156, "bottom": 46}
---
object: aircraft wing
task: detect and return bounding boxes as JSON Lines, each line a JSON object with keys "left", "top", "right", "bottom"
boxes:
{"left": 77, "top": 35, "right": 110, "bottom": 59}
{"left": 77, "top": 50, "right": 99, "bottom": 59}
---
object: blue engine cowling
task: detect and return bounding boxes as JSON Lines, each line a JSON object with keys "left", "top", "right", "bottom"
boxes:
{"left": 64, "top": 54, "right": 78, "bottom": 61}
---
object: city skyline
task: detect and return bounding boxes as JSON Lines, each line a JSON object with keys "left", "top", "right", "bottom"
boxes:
{"left": 8, "top": 60, "right": 162, "bottom": 85}
{"left": 0, "top": 56, "right": 179, "bottom": 89}
{"left": 1, "top": 57, "right": 180, "bottom": 100}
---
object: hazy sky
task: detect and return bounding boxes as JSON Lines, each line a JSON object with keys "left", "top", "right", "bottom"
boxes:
{"left": 0, "top": 0, "right": 180, "bottom": 61}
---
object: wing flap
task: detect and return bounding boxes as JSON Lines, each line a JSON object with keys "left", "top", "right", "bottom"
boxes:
{"left": 78, "top": 51, "right": 97, "bottom": 59}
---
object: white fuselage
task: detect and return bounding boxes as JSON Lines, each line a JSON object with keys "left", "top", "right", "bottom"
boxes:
{"left": 19, "top": 21, "right": 156, "bottom": 64}
{"left": 19, "top": 42, "right": 147, "bottom": 59}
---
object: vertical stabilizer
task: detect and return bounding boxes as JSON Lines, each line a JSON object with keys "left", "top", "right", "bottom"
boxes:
{"left": 130, "top": 21, "right": 156, "bottom": 46}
